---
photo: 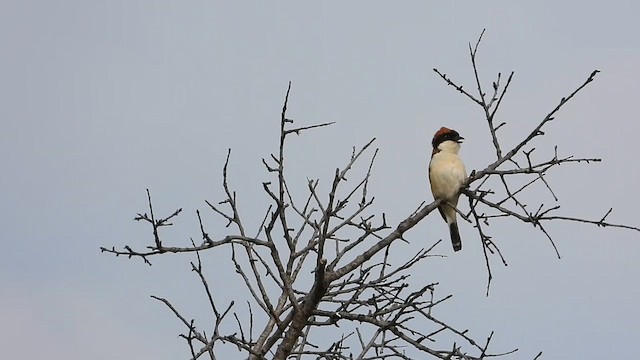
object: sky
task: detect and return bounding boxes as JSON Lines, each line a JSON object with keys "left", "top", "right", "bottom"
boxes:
{"left": 1, "top": 1, "right": 639, "bottom": 359}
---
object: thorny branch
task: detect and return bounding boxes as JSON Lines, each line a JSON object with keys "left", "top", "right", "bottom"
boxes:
{"left": 101, "top": 80, "right": 507, "bottom": 359}
{"left": 434, "top": 29, "right": 640, "bottom": 294}
{"left": 102, "top": 33, "right": 639, "bottom": 360}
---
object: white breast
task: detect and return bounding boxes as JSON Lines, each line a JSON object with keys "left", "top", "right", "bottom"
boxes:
{"left": 429, "top": 151, "right": 467, "bottom": 201}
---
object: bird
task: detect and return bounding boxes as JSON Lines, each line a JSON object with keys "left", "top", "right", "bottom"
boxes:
{"left": 429, "top": 127, "right": 467, "bottom": 252}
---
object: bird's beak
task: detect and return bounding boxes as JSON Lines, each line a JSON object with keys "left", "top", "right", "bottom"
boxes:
{"left": 457, "top": 136, "right": 465, "bottom": 143}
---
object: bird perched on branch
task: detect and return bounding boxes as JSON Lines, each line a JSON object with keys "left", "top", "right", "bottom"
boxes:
{"left": 429, "top": 127, "right": 467, "bottom": 252}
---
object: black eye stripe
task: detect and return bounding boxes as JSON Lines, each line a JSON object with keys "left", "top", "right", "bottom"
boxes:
{"left": 432, "top": 131, "right": 461, "bottom": 148}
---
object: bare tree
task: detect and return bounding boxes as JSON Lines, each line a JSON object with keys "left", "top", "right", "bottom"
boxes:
{"left": 102, "top": 32, "right": 639, "bottom": 359}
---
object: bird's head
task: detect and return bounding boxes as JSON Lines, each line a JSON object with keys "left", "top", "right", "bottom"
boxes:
{"left": 432, "top": 127, "right": 464, "bottom": 154}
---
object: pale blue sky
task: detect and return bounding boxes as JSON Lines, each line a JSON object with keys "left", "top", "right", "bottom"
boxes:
{"left": 1, "top": 1, "right": 639, "bottom": 359}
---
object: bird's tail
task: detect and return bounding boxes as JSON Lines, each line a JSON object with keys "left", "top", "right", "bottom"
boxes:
{"left": 449, "top": 222, "right": 462, "bottom": 252}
